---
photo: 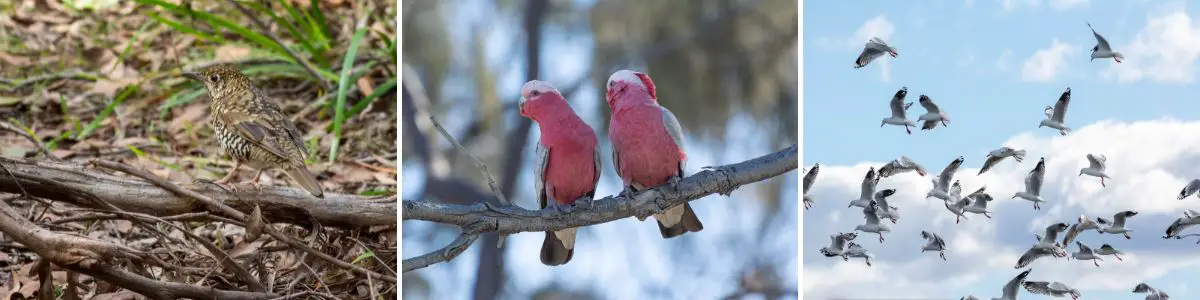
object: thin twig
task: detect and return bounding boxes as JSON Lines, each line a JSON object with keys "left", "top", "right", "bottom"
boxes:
{"left": 401, "top": 221, "right": 487, "bottom": 272}
{"left": 0, "top": 71, "right": 98, "bottom": 92}
{"left": 0, "top": 121, "right": 59, "bottom": 161}
{"left": 427, "top": 116, "right": 510, "bottom": 206}
{"left": 225, "top": 0, "right": 333, "bottom": 92}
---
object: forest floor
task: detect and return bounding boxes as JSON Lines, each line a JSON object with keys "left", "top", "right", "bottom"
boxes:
{"left": 0, "top": 0, "right": 396, "bottom": 298}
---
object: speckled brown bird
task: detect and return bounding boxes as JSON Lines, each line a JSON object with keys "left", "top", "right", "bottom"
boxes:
{"left": 183, "top": 65, "right": 324, "bottom": 198}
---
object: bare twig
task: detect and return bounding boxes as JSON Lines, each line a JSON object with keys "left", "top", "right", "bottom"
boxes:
{"left": 225, "top": 0, "right": 333, "bottom": 91}
{"left": 0, "top": 121, "right": 59, "bottom": 161}
{"left": 401, "top": 144, "right": 798, "bottom": 272}
{"left": 427, "top": 116, "right": 510, "bottom": 206}
{"left": 401, "top": 220, "right": 487, "bottom": 272}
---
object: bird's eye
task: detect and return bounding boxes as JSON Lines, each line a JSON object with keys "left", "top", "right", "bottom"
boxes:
{"left": 209, "top": 74, "right": 220, "bottom": 82}
{"left": 530, "top": 90, "right": 540, "bottom": 97}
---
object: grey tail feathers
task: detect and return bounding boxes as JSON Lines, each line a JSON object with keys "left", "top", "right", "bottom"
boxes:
{"left": 658, "top": 203, "right": 704, "bottom": 239}
{"left": 1013, "top": 150, "right": 1027, "bottom": 162}
{"left": 540, "top": 231, "right": 573, "bottom": 266}
{"left": 283, "top": 165, "right": 324, "bottom": 198}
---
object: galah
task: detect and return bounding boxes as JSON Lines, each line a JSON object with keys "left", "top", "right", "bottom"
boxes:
{"left": 605, "top": 70, "right": 704, "bottom": 239}
{"left": 519, "top": 80, "right": 602, "bottom": 266}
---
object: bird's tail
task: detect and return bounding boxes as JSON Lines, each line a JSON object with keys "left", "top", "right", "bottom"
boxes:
{"left": 540, "top": 229, "right": 576, "bottom": 266}
{"left": 282, "top": 165, "right": 324, "bottom": 198}
{"left": 1013, "top": 150, "right": 1027, "bottom": 162}
{"left": 657, "top": 203, "right": 704, "bottom": 239}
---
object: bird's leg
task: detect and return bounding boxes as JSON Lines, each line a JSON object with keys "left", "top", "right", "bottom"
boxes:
{"left": 878, "top": 233, "right": 885, "bottom": 243}
{"left": 940, "top": 252, "right": 946, "bottom": 261}
{"left": 984, "top": 212, "right": 992, "bottom": 219}
{"left": 906, "top": 126, "right": 911, "bottom": 135}
{"left": 1115, "top": 254, "right": 1124, "bottom": 261}
{"left": 247, "top": 169, "right": 264, "bottom": 191}
{"left": 865, "top": 258, "right": 872, "bottom": 267}
{"left": 1101, "top": 177, "right": 1106, "bottom": 187}
{"left": 890, "top": 217, "right": 897, "bottom": 224}
{"left": 842, "top": 255, "right": 849, "bottom": 262}
{"left": 1124, "top": 232, "right": 1131, "bottom": 240}
{"left": 1093, "top": 259, "right": 1100, "bottom": 267}
{"left": 214, "top": 161, "right": 243, "bottom": 185}
{"left": 956, "top": 215, "right": 961, "bottom": 224}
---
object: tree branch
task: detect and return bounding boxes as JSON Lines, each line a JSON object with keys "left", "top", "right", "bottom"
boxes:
{"left": 401, "top": 144, "right": 797, "bottom": 272}
{"left": 0, "top": 156, "right": 395, "bottom": 229}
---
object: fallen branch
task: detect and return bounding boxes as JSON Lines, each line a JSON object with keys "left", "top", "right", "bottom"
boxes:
{"left": 0, "top": 196, "right": 277, "bottom": 300}
{"left": 401, "top": 144, "right": 797, "bottom": 272}
{"left": 0, "top": 156, "right": 395, "bottom": 228}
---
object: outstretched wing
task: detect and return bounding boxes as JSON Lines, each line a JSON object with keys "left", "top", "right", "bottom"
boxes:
{"left": 919, "top": 95, "right": 941, "bottom": 113}
{"left": 803, "top": 163, "right": 820, "bottom": 194}
{"left": 1003, "top": 269, "right": 1033, "bottom": 298}
{"left": 938, "top": 157, "right": 964, "bottom": 191}
{"left": 1052, "top": 88, "right": 1071, "bottom": 123}
{"left": 1087, "top": 21, "right": 1113, "bottom": 51}
{"left": 889, "top": 88, "right": 908, "bottom": 118}
{"left": 1087, "top": 153, "right": 1106, "bottom": 170}
{"left": 855, "top": 44, "right": 886, "bottom": 68}
{"left": 1023, "top": 281, "right": 1054, "bottom": 296}
{"left": 859, "top": 167, "right": 878, "bottom": 200}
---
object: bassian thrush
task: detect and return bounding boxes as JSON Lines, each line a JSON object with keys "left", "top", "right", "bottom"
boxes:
{"left": 183, "top": 65, "right": 324, "bottom": 198}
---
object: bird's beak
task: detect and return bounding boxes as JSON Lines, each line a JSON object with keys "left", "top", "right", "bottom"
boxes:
{"left": 181, "top": 72, "right": 202, "bottom": 81}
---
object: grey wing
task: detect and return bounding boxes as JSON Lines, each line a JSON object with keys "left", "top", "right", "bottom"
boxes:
{"left": 920, "top": 120, "right": 938, "bottom": 130}
{"left": 535, "top": 142, "right": 551, "bottom": 209}
{"left": 1026, "top": 165, "right": 1044, "bottom": 195}
{"left": 919, "top": 96, "right": 941, "bottom": 113}
{"left": 967, "top": 186, "right": 987, "bottom": 200}
{"left": 1024, "top": 281, "right": 1052, "bottom": 295}
{"left": 890, "top": 94, "right": 907, "bottom": 118}
{"left": 938, "top": 159, "right": 962, "bottom": 190}
{"left": 1003, "top": 269, "right": 1032, "bottom": 298}
{"left": 829, "top": 234, "right": 842, "bottom": 249}
{"left": 1088, "top": 22, "right": 1112, "bottom": 51}
{"left": 659, "top": 106, "right": 687, "bottom": 173}
{"left": 1077, "top": 241, "right": 1094, "bottom": 254}
{"left": 1052, "top": 91, "right": 1070, "bottom": 123}
{"left": 1113, "top": 211, "right": 1131, "bottom": 227}
{"left": 863, "top": 203, "right": 882, "bottom": 224}
{"left": 856, "top": 46, "right": 886, "bottom": 68}
{"left": 860, "top": 168, "right": 877, "bottom": 200}
{"left": 933, "top": 234, "right": 947, "bottom": 248}
{"left": 1087, "top": 153, "right": 1106, "bottom": 170}
{"left": 979, "top": 155, "right": 1002, "bottom": 174}
{"left": 592, "top": 144, "right": 602, "bottom": 193}
{"left": 1048, "top": 281, "right": 1074, "bottom": 293}
{"left": 803, "top": 164, "right": 820, "bottom": 194}
{"left": 1062, "top": 223, "right": 1081, "bottom": 246}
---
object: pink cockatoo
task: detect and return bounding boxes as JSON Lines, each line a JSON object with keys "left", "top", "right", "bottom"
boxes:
{"left": 605, "top": 70, "right": 704, "bottom": 239}
{"left": 519, "top": 80, "right": 602, "bottom": 266}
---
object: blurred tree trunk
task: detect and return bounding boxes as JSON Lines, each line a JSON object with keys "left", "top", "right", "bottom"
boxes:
{"left": 472, "top": 0, "right": 547, "bottom": 299}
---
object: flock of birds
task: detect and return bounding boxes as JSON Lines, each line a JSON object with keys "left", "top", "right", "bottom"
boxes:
{"left": 801, "top": 22, "right": 1196, "bottom": 300}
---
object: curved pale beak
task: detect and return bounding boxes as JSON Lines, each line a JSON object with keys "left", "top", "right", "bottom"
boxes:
{"left": 181, "top": 72, "right": 202, "bottom": 81}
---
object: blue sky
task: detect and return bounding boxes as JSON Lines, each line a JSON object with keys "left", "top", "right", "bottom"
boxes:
{"left": 803, "top": 1, "right": 1200, "bottom": 299}
{"left": 402, "top": 1, "right": 798, "bottom": 299}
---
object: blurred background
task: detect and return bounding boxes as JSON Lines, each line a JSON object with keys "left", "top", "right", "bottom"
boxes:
{"left": 401, "top": 0, "right": 797, "bottom": 299}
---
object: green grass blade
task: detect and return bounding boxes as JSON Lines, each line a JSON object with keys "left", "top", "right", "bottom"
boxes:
{"left": 351, "top": 249, "right": 376, "bottom": 265}
{"left": 136, "top": 0, "right": 288, "bottom": 58}
{"left": 348, "top": 77, "right": 395, "bottom": 117}
{"left": 111, "top": 22, "right": 154, "bottom": 74}
{"left": 328, "top": 18, "right": 369, "bottom": 162}
{"left": 145, "top": 12, "right": 223, "bottom": 42}
{"left": 78, "top": 84, "right": 139, "bottom": 140}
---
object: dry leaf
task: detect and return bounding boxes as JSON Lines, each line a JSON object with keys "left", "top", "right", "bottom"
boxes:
{"left": 329, "top": 164, "right": 375, "bottom": 184}
{"left": 245, "top": 205, "right": 263, "bottom": 243}
{"left": 92, "top": 291, "right": 148, "bottom": 300}
{"left": 0, "top": 52, "right": 29, "bottom": 67}
{"left": 90, "top": 77, "right": 138, "bottom": 98}
{"left": 372, "top": 172, "right": 395, "bottom": 185}
{"left": 356, "top": 77, "right": 374, "bottom": 97}
{"left": 228, "top": 239, "right": 266, "bottom": 260}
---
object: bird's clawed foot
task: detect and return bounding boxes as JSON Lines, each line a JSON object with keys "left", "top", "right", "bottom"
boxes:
{"left": 1093, "top": 260, "right": 1100, "bottom": 267}
{"left": 1101, "top": 177, "right": 1106, "bottom": 187}
{"left": 890, "top": 217, "right": 898, "bottom": 224}
{"left": 878, "top": 234, "right": 885, "bottom": 243}
{"left": 1116, "top": 255, "right": 1124, "bottom": 261}
{"left": 842, "top": 255, "right": 849, "bottom": 262}
{"left": 940, "top": 252, "right": 946, "bottom": 261}
{"left": 985, "top": 213, "right": 993, "bottom": 219}
{"left": 1124, "top": 233, "right": 1132, "bottom": 240}
{"left": 865, "top": 259, "right": 872, "bottom": 267}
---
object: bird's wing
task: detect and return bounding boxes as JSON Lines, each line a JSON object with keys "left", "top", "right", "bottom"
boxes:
{"left": 216, "top": 110, "right": 291, "bottom": 160}
{"left": 592, "top": 143, "right": 602, "bottom": 194}
{"left": 890, "top": 89, "right": 908, "bottom": 118}
{"left": 1113, "top": 211, "right": 1131, "bottom": 227}
{"left": 863, "top": 202, "right": 882, "bottom": 224}
{"left": 919, "top": 95, "right": 941, "bottom": 113}
{"left": 535, "top": 142, "right": 551, "bottom": 210}
{"left": 1026, "top": 160, "right": 1045, "bottom": 195}
{"left": 859, "top": 167, "right": 877, "bottom": 200}
{"left": 1185, "top": 209, "right": 1200, "bottom": 219}
{"left": 803, "top": 164, "right": 819, "bottom": 194}
{"left": 1023, "top": 281, "right": 1053, "bottom": 295}
{"left": 979, "top": 155, "right": 1003, "bottom": 175}
{"left": 855, "top": 46, "right": 886, "bottom": 68}
{"left": 1086, "top": 153, "right": 1103, "bottom": 170}
{"left": 938, "top": 158, "right": 963, "bottom": 191}
{"left": 870, "top": 37, "right": 888, "bottom": 47}
{"left": 1180, "top": 179, "right": 1200, "bottom": 199}
{"left": 1077, "top": 241, "right": 1094, "bottom": 254}
{"left": 1043, "top": 224, "right": 1063, "bottom": 242}
{"left": 1062, "top": 223, "right": 1081, "bottom": 246}
{"left": 1048, "top": 281, "right": 1074, "bottom": 293}
{"left": 659, "top": 106, "right": 687, "bottom": 174}
{"left": 1003, "top": 269, "right": 1032, "bottom": 298}
{"left": 1052, "top": 88, "right": 1071, "bottom": 123}
{"left": 1088, "top": 22, "right": 1113, "bottom": 51}
{"left": 921, "top": 120, "right": 939, "bottom": 130}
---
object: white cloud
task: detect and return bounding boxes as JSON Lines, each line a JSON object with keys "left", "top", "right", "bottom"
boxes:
{"left": 1021, "top": 39, "right": 1076, "bottom": 82}
{"left": 1049, "top": 0, "right": 1088, "bottom": 10}
{"left": 803, "top": 119, "right": 1200, "bottom": 299}
{"left": 851, "top": 16, "right": 895, "bottom": 82}
{"left": 1105, "top": 7, "right": 1200, "bottom": 83}
{"left": 1001, "top": 0, "right": 1039, "bottom": 11}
